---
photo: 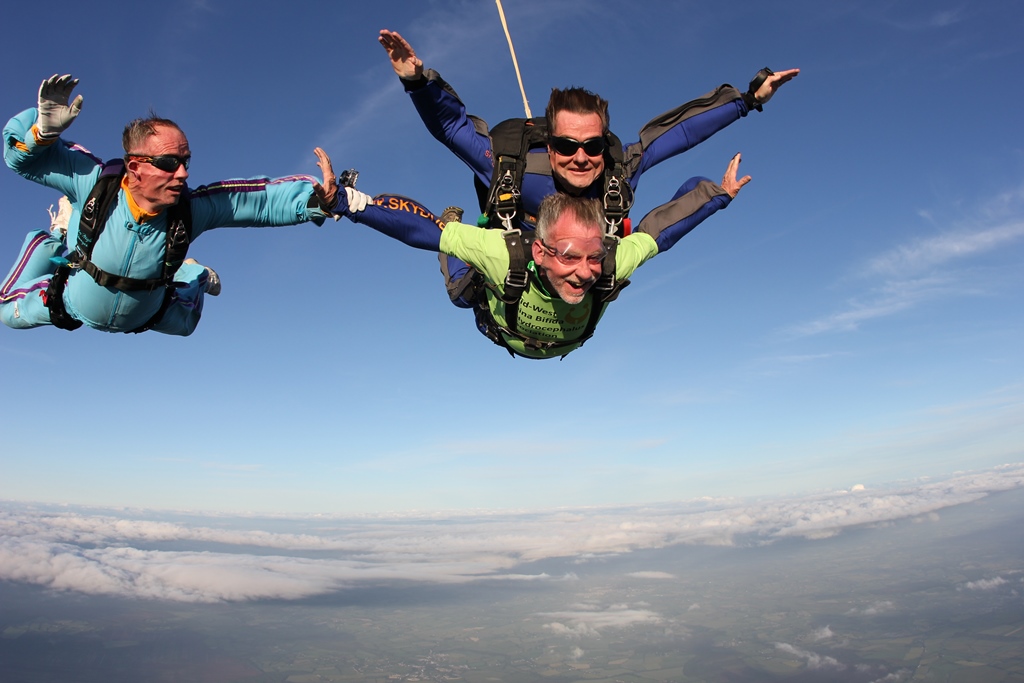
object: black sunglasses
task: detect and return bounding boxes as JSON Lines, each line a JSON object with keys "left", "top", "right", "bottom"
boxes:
{"left": 128, "top": 154, "right": 191, "bottom": 173}
{"left": 548, "top": 136, "right": 606, "bottom": 157}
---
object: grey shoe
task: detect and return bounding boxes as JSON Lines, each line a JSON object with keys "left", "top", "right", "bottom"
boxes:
{"left": 184, "top": 258, "right": 221, "bottom": 296}
{"left": 48, "top": 196, "right": 73, "bottom": 239}
{"left": 438, "top": 206, "right": 464, "bottom": 226}
{"left": 204, "top": 267, "right": 221, "bottom": 297}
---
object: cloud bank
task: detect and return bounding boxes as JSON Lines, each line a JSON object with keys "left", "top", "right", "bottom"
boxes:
{"left": 963, "top": 576, "right": 1008, "bottom": 591}
{"left": 1, "top": 464, "right": 1022, "bottom": 603}
{"left": 540, "top": 604, "right": 664, "bottom": 638}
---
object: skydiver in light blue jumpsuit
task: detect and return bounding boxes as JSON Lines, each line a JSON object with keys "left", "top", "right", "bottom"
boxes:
{"left": 1, "top": 74, "right": 340, "bottom": 336}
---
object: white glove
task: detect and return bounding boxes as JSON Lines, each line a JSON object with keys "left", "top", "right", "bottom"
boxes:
{"left": 37, "top": 74, "right": 83, "bottom": 139}
{"left": 345, "top": 186, "right": 372, "bottom": 213}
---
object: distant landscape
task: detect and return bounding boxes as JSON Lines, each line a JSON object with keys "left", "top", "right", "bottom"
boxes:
{"left": 2, "top": 487, "right": 1022, "bottom": 682}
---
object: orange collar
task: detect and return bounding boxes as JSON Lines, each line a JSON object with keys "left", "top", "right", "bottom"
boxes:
{"left": 120, "top": 175, "right": 159, "bottom": 223}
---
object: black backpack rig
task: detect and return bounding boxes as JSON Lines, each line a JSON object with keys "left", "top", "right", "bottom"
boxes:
{"left": 475, "top": 116, "right": 633, "bottom": 236}
{"left": 461, "top": 116, "right": 637, "bottom": 358}
{"left": 44, "top": 159, "right": 193, "bottom": 333}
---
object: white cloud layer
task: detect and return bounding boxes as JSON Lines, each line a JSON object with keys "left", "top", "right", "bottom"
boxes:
{"left": 774, "top": 642, "right": 844, "bottom": 670}
{"left": 963, "top": 576, "right": 1008, "bottom": 591}
{"left": 540, "top": 605, "right": 663, "bottom": 637}
{"left": 1, "top": 464, "right": 1022, "bottom": 603}
{"left": 788, "top": 188, "right": 1024, "bottom": 337}
{"left": 626, "top": 571, "right": 676, "bottom": 580}
{"left": 809, "top": 625, "right": 834, "bottom": 641}
{"left": 846, "top": 601, "right": 895, "bottom": 616}
{"left": 864, "top": 223, "right": 1024, "bottom": 278}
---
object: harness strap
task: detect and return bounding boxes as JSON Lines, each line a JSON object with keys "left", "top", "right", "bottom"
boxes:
{"left": 78, "top": 255, "right": 171, "bottom": 290}
{"left": 576, "top": 238, "right": 630, "bottom": 346}
{"left": 599, "top": 131, "right": 633, "bottom": 235}
{"left": 481, "top": 118, "right": 547, "bottom": 229}
{"left": 499, "top": 229, "right": 531, "bottom": 340}
{"left": 74, "top": 161, "right": 125, "bottom": 259}
{"left": 42, "top": 266, "right": 83, "bottom": 331}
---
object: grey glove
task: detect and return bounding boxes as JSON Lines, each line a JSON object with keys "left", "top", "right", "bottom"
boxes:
{"left": 37, "top": 74, "right": 83, "bottom": 140}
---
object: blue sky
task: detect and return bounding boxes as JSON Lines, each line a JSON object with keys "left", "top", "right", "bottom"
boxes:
{"left": 1, "top": 0, "right": 1022, "bottom": 515}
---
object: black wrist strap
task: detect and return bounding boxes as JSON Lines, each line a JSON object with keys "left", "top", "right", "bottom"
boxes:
{"left": 745, "top": 67, "right": 774, "bottom": 112}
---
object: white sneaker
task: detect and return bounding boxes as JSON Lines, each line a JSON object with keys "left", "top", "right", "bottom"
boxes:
{"left": 184, "top": 258, "right": 221, "bottom": 296}
{"left": 48, "top": 196, "right": 73, "bottom": 239}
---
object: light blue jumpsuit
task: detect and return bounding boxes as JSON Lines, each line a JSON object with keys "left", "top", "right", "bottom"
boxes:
{"left": 1, "top": 107, "right": 332, "bottom": 336}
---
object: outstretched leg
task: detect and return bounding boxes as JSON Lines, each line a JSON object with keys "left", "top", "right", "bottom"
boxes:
{"left": 435, "top": 207, "right": 478, "bottom": 309}
{"left": 339, "top": 188, "right": 482, "bottom": 310}
{"left": 148, "top": 258, "right": 219, "bottom": 336}
{"left": 0, "top": 229, "right": 65, "bottom": 329}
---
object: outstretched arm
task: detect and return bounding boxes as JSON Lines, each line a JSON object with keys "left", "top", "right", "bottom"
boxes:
{"left": 188, "top": 148, "right": 347, "bottom": 234}
{"left": 634, "top": 154, "right": 749, "bottom": 253}
{"left": 379, "top": 29, "right": 424, "bottom": 81}
{"left": 628, "top": 67, "right": 799, "bottom": 185}
{"left": 378, "top": 30, "right": 494, "bottom": 185}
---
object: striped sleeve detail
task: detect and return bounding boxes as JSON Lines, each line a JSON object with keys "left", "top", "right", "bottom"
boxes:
{"left": 268, "top": 174, "right": 316, "bottom": 185}
{"left": 65, "top": 142, "right": 103, "bottom": 164}
{"left": 190, "top": 178, "right": 271, "bottom": 197}
{"left": 190, "top": 175, "right": 316, "bottom": 198}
